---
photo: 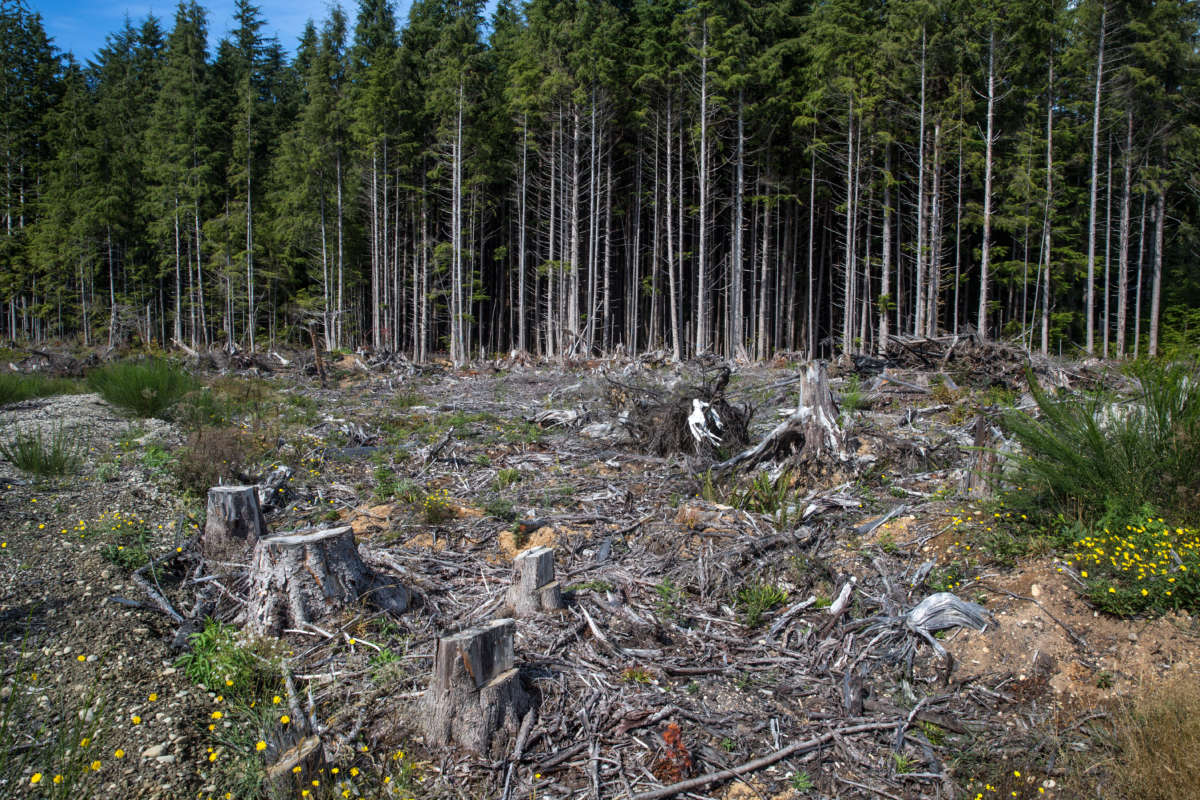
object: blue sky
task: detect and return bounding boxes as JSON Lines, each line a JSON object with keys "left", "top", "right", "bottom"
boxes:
{"left": 31, "top": 1, "right": 417, "bottom": 62}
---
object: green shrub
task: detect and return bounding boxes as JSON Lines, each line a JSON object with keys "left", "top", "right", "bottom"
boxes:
{"left": 736, "top": 581, "right": 788, "bottom": 627}
{"left": 0, "top": 373, "right": 85, "bottom": 406}
{"left": 494, "top": 468, "right": 521, "bottom": 490}
{"left": 1066, "top": 509, "right": 1200, "bottom": 616}
{"left": 1002, "top": 361, "right": 1200, "bottom": 522}
{"left": 0, "top": 424, "right": 83, "bottom": 478}
{"left": 87, "top": 358, "right": 198, "bottom": 419}
{"left": 176, "top": 619, "right": 278, "bottom": 700}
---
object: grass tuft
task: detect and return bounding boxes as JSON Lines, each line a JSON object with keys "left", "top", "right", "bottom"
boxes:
{"left": 86, "top": 358, "right": 197, "bottom": 419}
{"left": 0, "top": 424, "right": 83, "bottom": 478}
{"left": 0, "top": 373, "right": 85, "bottom": 406}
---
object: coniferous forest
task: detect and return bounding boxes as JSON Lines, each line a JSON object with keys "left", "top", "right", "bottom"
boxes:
{"left": 2, "top": 0, "right": 1198, "bottom": 362}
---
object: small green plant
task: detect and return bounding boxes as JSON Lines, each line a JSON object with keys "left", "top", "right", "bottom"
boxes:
{"left": 813, "top": 594, "right": 832, "bottom": 609}
{"left": 736, "top": 581, "right": 788, "bottom": 627}
{"left": 494, "top": 467, "right": 521, "bottom": 490}
{"left": 392, "top": 390, "right": 425, "bottom": 408}
{"left": 877, "top": 530, "right": 898, "bottom": 554}
{"left": 482, "top": 496, "right": 516, "bottom": 521}
{"left": 86, "top": 358, "right": 198, "bottom": 419}
{"left": 421, "top": 487, "right": 454, "bottom": 523}
{"left": 568, "top": 579, "right": 615, "bottom": 593}
{"left": 369, "top": 647, "right": 404, "bottom": 681}
{"left": 0, "top": 424, "right": 83, "bottom": 478}
{"left": 790, "top": 771, "right": 814, "bottom": 793}
{"left": 1096, "top": 669, "right": 1115, "bottom": 689}
{"left": 840, "top": 374, "right": 869, "bottom": 411}
{"left": 94, "top": 460, "right": 119, "bottom": 482}
{"left": 621, "top": 666, "right": 653, "bottom": 684}
{"left": 918, "top": 721, "right": 945, "bottom": 746}
{"left": 176, "top": 619, "right": 278, "bottom": 700}
{"left": 654, "top": 578, "right": 683, "bottom": 620}
{"left": 719, "top": 737, "right": 736, "bottom": 752}
{"left": 685, "top": 681, "right": 700, "bottom": 695}
{"left": 891, "top": 751, "right": 915, "bottom": 774}
{"left": 139, "top": 443, "right": 173, "bottom": 475}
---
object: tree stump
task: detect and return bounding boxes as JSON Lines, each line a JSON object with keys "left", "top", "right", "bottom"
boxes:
{"left": 505, "top": 546, "right": 564, "bottom": 616}
{"left": 201, "top": 485, "right": 266, "bottom": 562}
{"left": 423, "top": 619, "right": 530, "bottom": 757}
{"left": 714, "top": 361, "right": 848, "bottom": 473}
{"left": 263, "top": 735, "right": 328, "bottom": 800}
{"left": 243, "top": 526, "right": 409, "bottom": 636}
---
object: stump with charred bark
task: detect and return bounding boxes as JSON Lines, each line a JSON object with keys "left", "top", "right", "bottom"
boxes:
{"left": 243, "top": 526, "right": 409, "bottom": 635}
{"left": 422, "top": 619, "right": 530, "bottom": 757}
{"left": 505, "top": 546, "right": 564, "bottom": 616}
{"left": 201, "top": 485, "right": 266, "bottom": 562}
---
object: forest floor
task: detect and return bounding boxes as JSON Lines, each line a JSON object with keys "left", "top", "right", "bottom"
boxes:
{"left": 0, "top": 347, "right": 1197, "bottom": 800}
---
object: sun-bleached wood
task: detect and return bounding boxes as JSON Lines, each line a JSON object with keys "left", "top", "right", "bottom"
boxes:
{"left": 423, "top": 619, "right": 530, "bottom": 757}
{"left": 505, "top": 546, "right": 564, "bottom": 617}
{"left": 244, "top": 526, "right": 409, "bottom": 635}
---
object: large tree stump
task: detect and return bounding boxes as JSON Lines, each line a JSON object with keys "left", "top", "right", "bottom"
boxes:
{"left": 201, "top": 485, "right": 266, "bottom": 562}
{"left": 505, "top": 546, "right": 564, "bottom": 616}
{"left": 243, "top": 526, "right": 409, "bottom": 636}
{"left": 714, "top": 361, "right": 848, "bottom": 473}
{"left": 423, "top": 619, "right": 530, "bottom": 757}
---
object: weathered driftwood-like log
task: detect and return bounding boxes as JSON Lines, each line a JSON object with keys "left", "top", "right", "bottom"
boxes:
{"left": 243, "top": 526, "right": 409, "bottom": 635}
{"left": 714, "top": 361, "right": 847, "bottom": 473}
{"left": 201, "top": 485, "right": 266, "bottom": 561}
{"left": 423, "top": 619, "right": 530, "bottom": 757}
{"left": 505, "top": 546, "right": 564, "bottom": 616}
{"left": 263, "top": 735, "right": 328, "bottom": 800}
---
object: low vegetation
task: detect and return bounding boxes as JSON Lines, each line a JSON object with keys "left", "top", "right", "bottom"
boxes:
{"left": 0, "top": 373, "right": 84, "bottom": 406}
{"left": 86, "top": 358, "right": 198, "bottom": 419}
{"left": 0, "top": 424, "right": 83, "bottom": 478}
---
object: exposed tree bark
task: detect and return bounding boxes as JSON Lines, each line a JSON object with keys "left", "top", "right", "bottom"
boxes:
{"left": 1085, "top": 6, "right": 1106, "bottom": 355}
{"left": 1148, "top": 188, "right": 1164, "bottom": 356}
{"left": 1116, "top": 107, "right": 1132, "bottom": 357}
{"left": 977, "top": 28, "right": 997, "bottom": 340}
{"left": 423, "top": 618, "right": 530, "bottom": 758}
{"left": 201, "top": 485, "right": 266, "bottom": 562}
{"left": 243, "top": 526, "right": 409, "bottom": 636}
{"left": 505, "top": 546, "right": 564, "bottom": 617}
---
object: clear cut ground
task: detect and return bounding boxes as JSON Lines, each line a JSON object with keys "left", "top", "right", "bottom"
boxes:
{"left": 0, "top": 356, "right": 1197, "bottom": 800}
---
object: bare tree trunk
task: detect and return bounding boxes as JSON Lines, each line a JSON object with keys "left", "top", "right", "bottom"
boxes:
{"left": 977, "top": 28, "right": 997, "bottom": 340}
{"left": 568, "top": 104, "right": 581, "bottom": 349}
{"left": 878, "top": 147, "right": 891, "bottom": 354}
{"left": 1116, "top": 107, "right": 1132, "bottom": 357}
{"left": 665, "top": 97, "right": 681, "bottom": 362}
{"left": 517, "top": 114, "right": 528, "bottom": 353}
{"left": 926, "top": 123, "right": 943, "bottom": 336}
{"left": 1040, "top": 57, "right": 1054, "bottom": 356}
{"left": 914, "top": 27, "right": 928, "bottom": 337}
{"left": 1133, "top": 189, "right": 1146, "bottom": 357}
{"left": 841, "top": 98, "right": 855, "bottom": 355}
{"left": 1103, "top": 139, "right": 1113, "bottom": 358}
{"left": 335, "top": 151, "right": 345, "bottom": 350}
{"left": 695, "top": 19, "right": 710, "bottom": 355}
{"left": 1148, "top": 189, "right": 1164, "bottom": 356}
{"left": 731, "top": 92, "right": 745, "bottom": 359}
{"left": 1085, "top": 6, "right": 1107, "bottom": 354}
